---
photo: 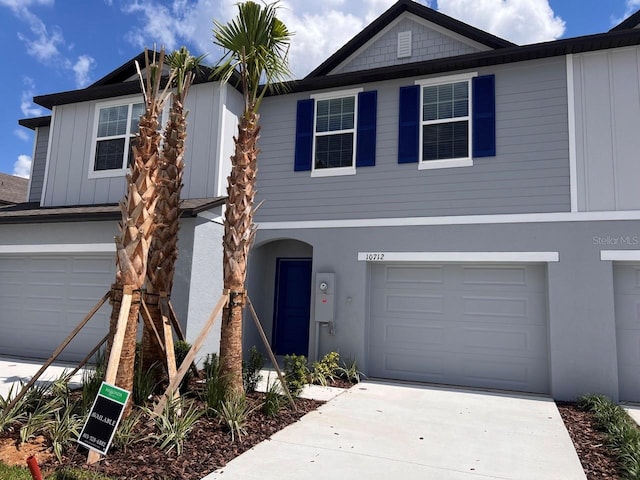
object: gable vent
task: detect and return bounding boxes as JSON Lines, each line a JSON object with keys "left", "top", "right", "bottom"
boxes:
{"left": 397, "top": 31, "right": 412, "bottom": 58}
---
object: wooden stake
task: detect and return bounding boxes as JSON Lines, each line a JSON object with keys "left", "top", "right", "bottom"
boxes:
{"left": 246, "top": 296, "right": 296, "bottom": 410}
{"left": 153, "top": 292, "right": 229, "bottom": 415}
{"left": 68, "top": 333, "right": 109, "bottom": 378}
{"left": 167, "top": 300, "right": 186, "bottom": 340}
{"left": 4, "top": 291, "right": 110, "bottom": 414}
{"left": 87, "top": 286, "right": 134, "bottom": 465}
{"left": 159, "top": 293, "right": 178, "bottom": 399}
{"left": 140, "top": 296, "right": 166, "bottom": 355}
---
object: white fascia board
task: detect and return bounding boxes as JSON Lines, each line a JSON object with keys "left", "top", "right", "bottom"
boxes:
{"left": 358, "top": 251, "right": 559, "bottom": 263}
{"left": 0, "top": 243, "right": 115, "bottom": 254}
{"left": 600, "top": 250, "right": 640, "bottom": 261}
{"left": 258, "top": 210, "right": 640, "bottom": 230}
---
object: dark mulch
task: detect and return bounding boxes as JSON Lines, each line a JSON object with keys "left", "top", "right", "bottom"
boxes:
{"left": 556, "top": 401, "right": 622, "bottom": 479}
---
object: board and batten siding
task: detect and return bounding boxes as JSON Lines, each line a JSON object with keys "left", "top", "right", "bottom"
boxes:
{"left": 42, "top": 83, "right": 230, "bottom": 207}
{"left": 255, "top": 56, "right": 570, "bottom": 223}
{"left": 331, "top": 15, "right": 488, "bottom": 75}
{"left": 572, "top": 46, "right": 640, "bottom": 212}
{"left": 28, "top": 125, "right": 49, "bottom": 203}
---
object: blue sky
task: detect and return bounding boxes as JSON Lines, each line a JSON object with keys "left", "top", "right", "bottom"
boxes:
{"left": 1, "top": 0, "right": 639, "bottom": 178}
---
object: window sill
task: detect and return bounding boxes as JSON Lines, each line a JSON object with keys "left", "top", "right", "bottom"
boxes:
{"left": 88, "top": 168, "right": 128, "bottom": 180}
{"left": 418, "top": 158, "right": 473, "bottom": 170}
{"left": 311, "top": 166, "right": 356, "bottom": 178}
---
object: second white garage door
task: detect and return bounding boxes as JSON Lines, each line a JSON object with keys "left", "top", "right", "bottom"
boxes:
{"left": 0, "top": 254, "right": 115, "bottom": 362}
{"left": 368, "top": 263, "right": 550, "bottom": 394}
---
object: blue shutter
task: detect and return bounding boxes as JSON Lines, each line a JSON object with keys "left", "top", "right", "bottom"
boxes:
{"left": 398, "top": 85, "right": 420, "bottom": 163}
{"left": 472, "top": 75, "right": 496, "bottom": 158}
{"left": 294, "top": 99, "right": 314, "bottom": 171}
{"left": 356, "top": 90, "right": 377, "bottom": 167}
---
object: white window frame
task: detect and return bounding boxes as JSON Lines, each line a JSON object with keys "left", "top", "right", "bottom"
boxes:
{"left": 310, "top": 88, "right": 362, "bottom": 178}
{"left": 89, "top": 96, "right": 167, "bottom": 179}
{"left": 416, "top": 72, "right": 477, "bottom": 170}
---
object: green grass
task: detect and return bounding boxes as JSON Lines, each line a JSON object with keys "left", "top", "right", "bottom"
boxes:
{"left": 0, "top": 462, "right": 117, "bottom": 480}
{"left": 579, "top": 394, "right": 640, "bottom": 479}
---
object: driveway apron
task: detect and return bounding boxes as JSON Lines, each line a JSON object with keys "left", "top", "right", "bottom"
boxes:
{"left": 204, "top": 380, "right": 585, "bottom": 479}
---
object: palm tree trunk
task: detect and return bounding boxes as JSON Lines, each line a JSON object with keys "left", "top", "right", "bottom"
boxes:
{"left": 142, "top": 92, "right": 186, "bottom": 375}
{"left": 219, "top": 110, "right": 260, "bottom": 395}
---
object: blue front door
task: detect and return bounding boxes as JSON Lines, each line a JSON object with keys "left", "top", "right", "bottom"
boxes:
{"left": 272, "top": 258, "right": 312, "bottom": 356}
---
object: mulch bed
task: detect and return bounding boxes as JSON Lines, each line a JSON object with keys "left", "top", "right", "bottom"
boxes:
{"left": 0, "top": 390, "right": 323, "bottom": 480}
{"left": 556, "top": 401, "right": 622, "bottom": 479}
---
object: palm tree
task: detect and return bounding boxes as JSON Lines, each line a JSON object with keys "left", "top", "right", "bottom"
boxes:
{"left": 213, "top": 0, "right": 292, "bottom": 394}
{"left": 142, "top": 47, "right": 205, "bottom": 376}
{"left": 107, "top": 49, "right": 173, "bottom": 400}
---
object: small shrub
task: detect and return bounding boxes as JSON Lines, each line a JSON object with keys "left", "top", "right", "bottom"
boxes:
{"left": 112, "top": 407, "right": 146, "bottom": 453}
{"left": 262, "top": 376, "right": 283, "bottom": 417}
{"left": 20, "top": 395, "right": 61, "bottom": 445}
{"left": 309, "top": 352, "right": 340, "bottom": 386}
{"left": 200, "top": 353, "right": 227, "bottom": 417}
{"left": 283, "top": 354, "right": 309, "bottom": 397}
{"left": 148, "top": 397, "right": 203, "bottom": 455}
{"left": 0, "top": 384, "right": 28, "bottom": 432}
{"left": 578, "top": 393, "right": 640, "bottom": 478}
{"left": 337, "top": 357, "right": 365, "bottom": 384}
{"left": 45, "top": 397, "right": 83, "bottom": 462}
{"left": 216, "top": 393, "right": 254, "bottom": 442}
{"left": 174, "top": 340, "right": 193, "bottom": 392}
{"left": 242, "top": 346, "right": 265, "bottom": 393}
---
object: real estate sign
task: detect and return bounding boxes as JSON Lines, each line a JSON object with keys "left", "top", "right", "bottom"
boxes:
{"left": 77, "top": 382, "right": 130, "bottom": 455}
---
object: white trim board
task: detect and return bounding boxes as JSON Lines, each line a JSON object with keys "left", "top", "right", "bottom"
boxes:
{"left": 358, "top": 251, "right": 559, "bottom": 262}
{"left": 258, "top": 210, "right": 640, "bottom": 230}
{"left": 566, "top": 54, "right": 578, "bottom": 213}
{"left": 0, "top": 243, "right": 115, "bottom": 254}
{"left": 601, "top": 250, "right": 640, "bottom": 261}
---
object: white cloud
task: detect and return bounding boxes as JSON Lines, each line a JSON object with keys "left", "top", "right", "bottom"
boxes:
{"left": 1, "top": 0, "right": 96, "bottom": 85}
{"left": 13, "top": 155, "right": 32, "bottom": 179}
{"left": 20, "top": 77, "right": 44, "bottom": 117}
{"left": 436, "top": 0, "right": 565, "bottom": 44}
{"left": 14, "top": 129, "right": 30, "bottom": 141}
{"left": 71, "top": 55, "right": 96, "bottom": 88}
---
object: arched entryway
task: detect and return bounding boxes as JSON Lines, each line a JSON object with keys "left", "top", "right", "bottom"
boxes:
{"left": 245, "top": 238, "right": 313, "bottom": 357}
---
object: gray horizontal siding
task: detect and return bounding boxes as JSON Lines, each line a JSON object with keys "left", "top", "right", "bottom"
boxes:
{"left": 255, "top": 56, "right": 570, "bottom": 222}
{"left": 333, "top": 16, "right": 486, "bottom": 75}
{"left": 28, "top": 125, "right": 49, "bottom": 203}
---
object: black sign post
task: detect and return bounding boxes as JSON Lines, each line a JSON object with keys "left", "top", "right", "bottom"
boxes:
{"left": 78, "top": 382, "right": 130, "bottom": 455}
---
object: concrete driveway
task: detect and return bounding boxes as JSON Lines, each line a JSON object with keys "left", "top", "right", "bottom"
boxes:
{"left": 204, "top": 380, "right": 586, "bottom": 480}
{"left": 0, "top": 356, "right": 85, "bottom": 399}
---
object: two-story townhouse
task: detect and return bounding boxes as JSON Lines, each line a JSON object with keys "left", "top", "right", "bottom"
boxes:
{"left": 241, "top": 0, "right": 640, "bottom": 403}
{"left": 6, "top": 0, "right": 640, "bottom": 403}
{"left": 0, "top": 53, "right": 243, "bottom": 361}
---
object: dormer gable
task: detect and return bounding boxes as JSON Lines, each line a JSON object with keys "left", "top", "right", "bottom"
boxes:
{"left": 306, "top": 0, "right": 514, "bottom": 78}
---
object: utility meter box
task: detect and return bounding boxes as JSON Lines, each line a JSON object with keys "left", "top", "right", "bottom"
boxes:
{"left": 314, "top": 273, "right": 335, "bottom": 323}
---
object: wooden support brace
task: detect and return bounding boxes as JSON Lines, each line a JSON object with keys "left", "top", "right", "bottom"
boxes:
{"left": 4, "top": 291, "right": 110, "bottom": 414}
{"left": 140, "top": 296, "right": 166, "bottom": 355}
{"left": 246, "top": 296, "right": 296, "bottom": 410}
{"left": 69, "top": 333, "right": 109, "bottom": 378}
{"left": 159, "top": 293, "right": 178, "bottom": 399}
{"left": 87, "top": 286, "right": 134, "bottom": 465}
{"left": 153, "top": 291, "right": 229, "bottom": 415}
{"left": 167, "top": 300, "right": 186, "bottom": 340}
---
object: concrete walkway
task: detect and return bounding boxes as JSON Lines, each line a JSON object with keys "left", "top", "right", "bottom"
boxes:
{"left": 204, "top": 380, "right": 585, "bottom": 480}
{"left": 0, "top": 355, "right": 85, "bottom": 399}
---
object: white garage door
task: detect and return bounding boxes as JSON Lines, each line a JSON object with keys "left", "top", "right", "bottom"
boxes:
{"left": 369, "top": 263, "right": 549, "bottom": 394}
{"left": 613, "top": 263, "right": 640, "bottom": 402}
{"left": 0, "top": 254, "right": 115, "bottom": 361}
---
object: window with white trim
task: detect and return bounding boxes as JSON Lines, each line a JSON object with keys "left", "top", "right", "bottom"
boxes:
{"left": 417, "top": 72, "right": 476, "bottom": 169}
{"left": 311, "top": 88, "right": 362, "bottom": 176}
{"left": 89, "top": 98, "right": 163, "bottom": 178}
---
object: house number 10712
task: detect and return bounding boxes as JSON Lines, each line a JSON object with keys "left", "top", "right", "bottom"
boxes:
{"left": 365, "top": 253, "right": 385, "bottom": 261}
